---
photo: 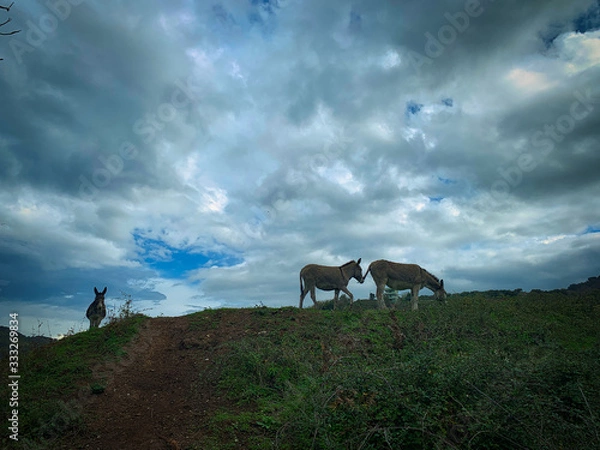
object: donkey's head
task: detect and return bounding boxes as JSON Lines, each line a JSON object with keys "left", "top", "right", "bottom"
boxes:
{"left": 433, "top": 280, "right": 447, "bottom": 302}
{"left": 350, "top": 258, "right": 364, "bottom": 283}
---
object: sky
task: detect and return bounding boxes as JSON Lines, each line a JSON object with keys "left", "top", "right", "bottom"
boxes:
{"left": 1, "top": 0, "right": 599, "bottom": 337}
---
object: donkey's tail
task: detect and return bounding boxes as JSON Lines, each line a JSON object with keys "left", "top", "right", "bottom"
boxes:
{"left": 299, "top": 271, "right": 304, "bottom": 294}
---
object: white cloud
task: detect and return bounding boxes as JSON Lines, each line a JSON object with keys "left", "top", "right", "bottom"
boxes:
{"left": 554, "top": 30, "right": 600, "bottom": 75}
{"left": 369, "top": 120, "right": 395, "bottom": 141}
{"left": 316, "top": 161, "right": 363, "bottom": 194}
{"left": 381, "top": 48, "right": 402, "bottom": 69}
{"left": 539, "top": 234, "right": 570, "bottom": 245}
{"left": 505, "top": 67, "right": 556, "bottom": 94}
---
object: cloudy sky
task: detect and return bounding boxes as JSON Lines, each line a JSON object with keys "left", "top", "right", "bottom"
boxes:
{"left": 1, "top": 0, "right": 599, "bottom": 336}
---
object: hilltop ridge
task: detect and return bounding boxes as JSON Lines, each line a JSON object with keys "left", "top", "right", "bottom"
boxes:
{"left": 568, "top": 274, "right": 600, "bottom": 292}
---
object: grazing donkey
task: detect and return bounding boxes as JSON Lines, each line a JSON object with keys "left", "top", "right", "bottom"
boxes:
{"left": 86, "top": 287, "right": 107, "bottom": 329}
{"left": 299, "top": 259, "right": 364, "bottom": 309}
{"left": 363, "top": 260, "right": 446, "bottom": 311}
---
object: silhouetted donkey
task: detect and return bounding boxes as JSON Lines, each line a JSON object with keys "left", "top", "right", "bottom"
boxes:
{"left": 86, "top": 287, "right": 107, "bottom": 329}
{"left": 299, "top": 259, "right": 364, "bottom": 309}
{"left": 363, "top": 260, "right": 446, "bottom": 310}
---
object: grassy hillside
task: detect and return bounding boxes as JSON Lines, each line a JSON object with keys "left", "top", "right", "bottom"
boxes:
{"left": 2, "top": 291, "right": 599, "bottom": 449}
{"left": 206, "top": 292, "right": 600, "bottom": 449}
{"left": 1, "top": 314, "right": 148, "bottom": 449}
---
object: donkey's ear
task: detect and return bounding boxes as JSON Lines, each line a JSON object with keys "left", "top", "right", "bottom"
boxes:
{"left": 440, "top": 279, "right": 444, "bottom": 288}
{"left": 357, "top": 258, "right": 361, "bottom": 264}
{"left": 101, "top": 287, "right": 107, "bottom": 295}
{"left": 94, "top": 287, "right": 99, "bottom": 295}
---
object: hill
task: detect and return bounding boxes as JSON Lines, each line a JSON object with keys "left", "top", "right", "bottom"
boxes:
{"left": 2, "top": 291, "right": 600, "bottom": 449}
{"left": 0, "top": 326, "right": 54, "bottom": 360}
{"left": 568, "top": 274, "right": 600, "bottom": 292}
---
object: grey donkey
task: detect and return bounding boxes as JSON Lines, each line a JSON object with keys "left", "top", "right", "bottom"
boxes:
{"left": 86, "top": 286, "right": 107, "bottom": 329}
{"left": 363, "top": 260, "right": 446, "bottom": 310}
{"left": 299, "top": 259, "right": 364, "bottom": 309}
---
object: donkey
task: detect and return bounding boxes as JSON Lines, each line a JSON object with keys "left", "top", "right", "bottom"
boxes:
{"left": 299, "top": 259, "right": 363, "bottom": 309}
{"left": 86, "top": 287, "right": 107, "bottom": 329}
{"left": 363, "top": 260, "right": 446, "bottom": 311}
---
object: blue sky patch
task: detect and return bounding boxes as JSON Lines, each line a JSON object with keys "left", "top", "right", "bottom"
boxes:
{"left": 406, "top": 101, "right": 423, "bottom": 117}
{"left": 134, "top": 233, "right": 243, "bottom": 279}
{"left": 442, "top": 98, "right": 453, "bottom": 107}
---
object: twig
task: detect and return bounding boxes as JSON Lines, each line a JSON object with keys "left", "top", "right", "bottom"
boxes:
{"left": 466, "top": 381, "right": 548, "bottom": 449}
{"left": 578, "top": 383, "right": 600, "bottom": 443}
{"left": 1, "top": 18, "right": 20, "bottom": 35}
{"left": 0, "top": 2, "right": 21, "bottom": 43}
{"left": 0, "top": 2, "right": 16, "bottom": 12}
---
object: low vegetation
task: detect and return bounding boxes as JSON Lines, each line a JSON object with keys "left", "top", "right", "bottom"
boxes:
{"left": 0, "top": 314, "right": 148, "bottom": 449}
{"left": 2, "top": 290, "right": 599, "bottom": 449}
{"left": 208, "top": 291, "right": 600, "bottom": 449}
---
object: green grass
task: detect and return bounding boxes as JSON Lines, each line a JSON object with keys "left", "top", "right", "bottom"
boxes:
{"left": 0, "top": 314, "right": 148, "bottom": 448}
{"left": 210, "top": 291, "right": 600, "bottom": 449}
{"left": 3, "top": 291, "right": 600, "bottom": 449}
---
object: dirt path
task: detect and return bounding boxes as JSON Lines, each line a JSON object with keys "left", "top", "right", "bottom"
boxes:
{"left": 53, "top": 314, "right": 243, "bottom": 450}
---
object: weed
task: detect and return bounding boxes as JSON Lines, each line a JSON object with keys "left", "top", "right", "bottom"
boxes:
{"left": 106, "top": 291, "right": 151, "bottom": 324}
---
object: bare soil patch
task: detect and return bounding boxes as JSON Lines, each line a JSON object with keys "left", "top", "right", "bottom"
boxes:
{"left": 52, "top": 310, "right": 264, "bottom": 449}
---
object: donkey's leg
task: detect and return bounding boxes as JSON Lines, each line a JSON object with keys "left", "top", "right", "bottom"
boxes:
{"left": 310, "top": 287, "right": 317, "bottom": 306}
{"left": 340, "top": 286, "right": 354, "bottom": 305}
{"left": 333, "top": 289, "right": 340, "bottom": 310}
{"left": 411, "top": 286, "right": 420, "bottom": 311}
{"left": 376, "top": 282, "right": 387, "bottom": 309}
{"left": 300, "top": 287, "right": 308, "bottom": 308}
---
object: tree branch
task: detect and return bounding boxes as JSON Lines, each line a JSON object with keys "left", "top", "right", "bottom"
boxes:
{"left": 0, "top": 2, "right": 15, "bottom": 13}
{"left": 0, "top": 4, "right": 20, "bottom": 36}
{"left": 1, "top": 1, "right": 20, "bottom": 60}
